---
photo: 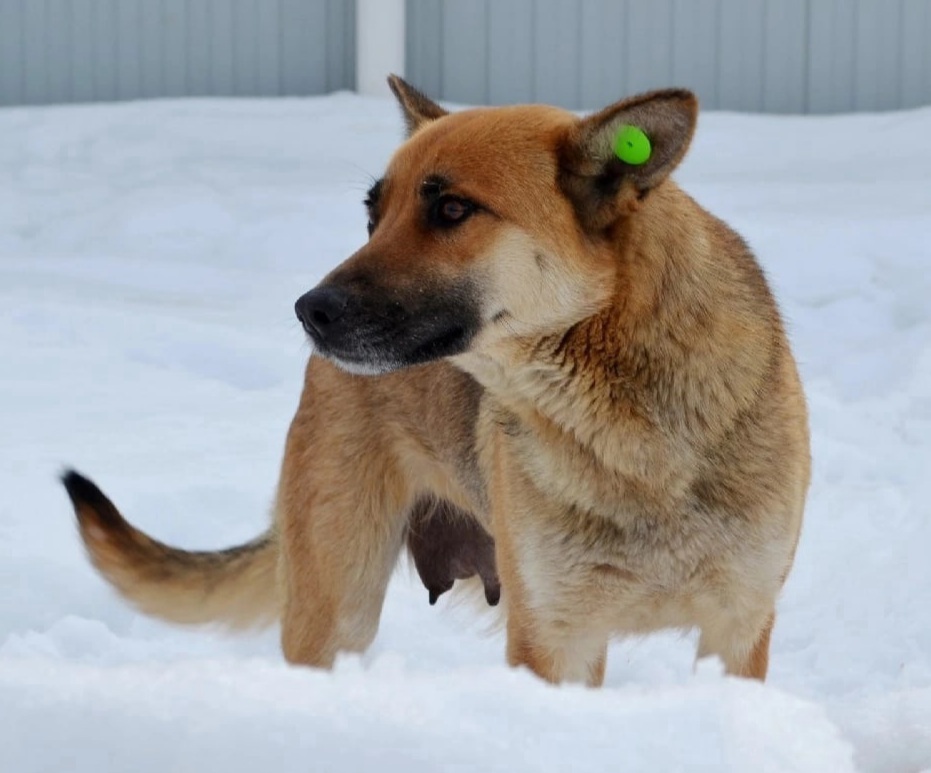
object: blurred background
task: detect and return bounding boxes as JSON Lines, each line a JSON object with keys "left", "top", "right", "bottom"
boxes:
{"left": 1, "top": 0, "right": 929, "bottom": 113}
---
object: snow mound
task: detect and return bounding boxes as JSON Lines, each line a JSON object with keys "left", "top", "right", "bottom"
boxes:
{"left": 0, "top": 657, "right": 854, "bottom": 773}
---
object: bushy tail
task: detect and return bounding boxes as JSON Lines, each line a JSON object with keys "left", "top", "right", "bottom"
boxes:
{"left": 61, "top": 470, "right": 279, "bottom": 630}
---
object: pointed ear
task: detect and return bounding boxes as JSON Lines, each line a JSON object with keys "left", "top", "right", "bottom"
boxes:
{"left": 558, "top": 88, "right": 698, "bottom": 230}
{"left": 387, "top": 75, "right": 449, "bottom": 136}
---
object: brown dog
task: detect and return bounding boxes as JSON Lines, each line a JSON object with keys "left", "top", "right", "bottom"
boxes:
{"left": 63, "top": 76, "right": 810, "bottom": 685}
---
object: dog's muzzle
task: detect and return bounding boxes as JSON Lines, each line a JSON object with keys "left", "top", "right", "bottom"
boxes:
{"left": 294, "top": 278, "right": 480, "bottom": 374}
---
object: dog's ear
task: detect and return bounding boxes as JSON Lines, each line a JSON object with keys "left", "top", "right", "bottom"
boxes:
{"left": 387, "top": 75, "right": 448, "bottom": 136}
{"left": 559, "top": 88, "right": 698, "bottom": 230}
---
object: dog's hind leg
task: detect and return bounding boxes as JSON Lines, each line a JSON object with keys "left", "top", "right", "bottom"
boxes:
{"left": 276, "top": 362, "right": 414, "bottom": 668}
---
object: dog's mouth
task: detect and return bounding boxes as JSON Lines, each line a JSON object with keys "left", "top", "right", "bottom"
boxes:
{"left": 295, "top": 283, "right": 480, "bottom": 374}
{"left": 407, "top": 323, "right": 471, "bottom": 363}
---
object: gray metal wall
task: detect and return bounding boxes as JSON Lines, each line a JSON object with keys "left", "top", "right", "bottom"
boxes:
{"left": 407, "top": 0, "right": 931, "bottom": 113}
{"left": 0, "top": 0, "right": 355, "bottom": 106}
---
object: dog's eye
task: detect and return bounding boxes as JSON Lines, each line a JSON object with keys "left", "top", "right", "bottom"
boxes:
{"left": 432, "top": 196, "right": 475, "bottom": 228}
{"left": 364, "top": 191, "right": 380, "bottom": 237}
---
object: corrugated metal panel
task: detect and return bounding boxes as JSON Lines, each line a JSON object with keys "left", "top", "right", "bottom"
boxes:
{"left": 763, "top": 0, "right": 808, "bottom": 113}
{"left": 533, "top": 0, "right": 581, "bottom": 106}
{"left": 670, "top": 0, "right": 719, "bottom": 107}
{"left": 717, "top": 0, "right": 766, "bottom": 111}
{"left": 488, "top": 0, "right": 533, "bottom": 105}
{"left": 0, "top": 0, "right": 355, "bottom": 106}
{"left": 807, "top": 0, "right": 856, "bottom": 112}
{"left": 406, "top": 0, "right": 931, "bottom": 113}
{"left": 442, "top": 1, "right": 488, "bottom": 104}
{"left": 902, "top": 0, "right": 931, "bottom": 107}
{"left": 406, "top": 0, "right": 442, "bottom": 98}
{"left": 0, "top": 3, "right": 24, "bottom": 104}
{"left": 626, "top": 0, "right": 675, "bottom": 95}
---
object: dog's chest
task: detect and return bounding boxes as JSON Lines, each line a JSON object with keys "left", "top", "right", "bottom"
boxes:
{"left": 482, "top": 402, "right": 741, "bottom": 595}
{"left": 489, "top": 396, "right": 693, "bottom": 522}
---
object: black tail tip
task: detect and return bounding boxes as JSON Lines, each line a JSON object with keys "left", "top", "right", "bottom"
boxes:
{"left": 60, "top": 469, "right": 112, "bottom": 514}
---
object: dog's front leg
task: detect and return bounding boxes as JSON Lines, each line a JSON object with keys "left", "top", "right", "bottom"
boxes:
{"left": 488, "top": 425, "right": 608, "bottom": 687}
{"left": 502, "top": 583, "right": 609, "bottom": 687}
{"left": 275, "top": 362, "right": 412, "bottom": 668}
{"left": 696, "top": 609, "right": 776, "bottom": 681}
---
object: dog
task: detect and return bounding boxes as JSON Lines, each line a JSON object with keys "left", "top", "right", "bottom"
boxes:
{"left": 62, "top": 76, "right": 810, "bottom": 685}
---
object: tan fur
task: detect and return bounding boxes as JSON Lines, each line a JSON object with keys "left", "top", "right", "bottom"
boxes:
{"left": 64, "top": 474, "right": 278, "bottom": 629}
{"left": 64, "top": 79, "right": 809, "bottom": 684}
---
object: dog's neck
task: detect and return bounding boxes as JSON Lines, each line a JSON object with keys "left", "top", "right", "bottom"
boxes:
{"left": 456, "top": 183, "right": 781, "bottom": 469}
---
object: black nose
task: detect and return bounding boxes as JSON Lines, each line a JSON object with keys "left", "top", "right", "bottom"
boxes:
{"left": 295, "top": 286, "right": 349, "bottom": 338}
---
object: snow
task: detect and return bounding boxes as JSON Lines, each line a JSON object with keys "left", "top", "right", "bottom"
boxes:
{"left": 0, "top": 92, "right": 929, "bottom": 772}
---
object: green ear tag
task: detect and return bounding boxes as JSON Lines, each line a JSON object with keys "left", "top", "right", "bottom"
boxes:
{"left": 613, "top": 125, "right": 652, "bottom": 165}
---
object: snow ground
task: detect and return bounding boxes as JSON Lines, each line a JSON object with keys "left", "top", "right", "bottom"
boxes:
{"left": 0, "top": 92, "right": 929, "bottom": 772}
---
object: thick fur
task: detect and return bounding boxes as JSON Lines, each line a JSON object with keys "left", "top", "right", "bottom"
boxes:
{"left": 62, "top": 471, "right": 278, "bottom": 629}
{"left": 63, "top": 78, "right": 809, "bottom": 684}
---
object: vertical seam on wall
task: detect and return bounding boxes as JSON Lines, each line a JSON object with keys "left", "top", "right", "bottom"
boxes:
{"left": 252, "top": 0, "right": 259, "bottom": 95}
{"left": 669, "top": 0, "right": 681, "bottom": 94}
{"left": 184, "top": 0, "right": 191, "bottom": 95}
{"left": 15, "top": 2, "right": 23, "bottom": 102}
{"left": 345, "top": 0, "right": 351, "bottom": 92}
{"left": 713, "top": 0, "right": 720, "bottom": 107}
{"left": 106, "top": 0, "right": 114, "bottom": 99}
{"left": 192, "top": 0, "right": 199, "bottom": 96}
{"left": 803, "top": 0, "right": 811, "bottom": 113}
{"left": 115, "top": 0, "right": 121, "bottom": 98}
{"left": 405, "top": 0, "right": 412, "bottom": 89}
{"left": 852, "top": 0, "right": 859, "bottom": 110}
{"left": 48, "top": 0, "right": 54, "bottom": 102}
{"left": 277, "top": 0, "right": 285, "bottom": 94}
{"left": 530, "top": 0, "right": 537, "bottom": 102}
{"left": 340, "top": 0, "right": 345, "bottom": 92}
{"left": 895, "top": 0, "right": 904, "bottom": 108}
{"left": 622, "top": 0, "right": 630, "bottom": 98}
{"left": 828, "top": 0, "right": 836, "bottom": 111}
{"left": 162, "top": 0, "right": 169, "bottom": 98}
{"left": 231, "top": 0, "right": 238, "bottom": 96}
{"left": 61, "top": 0, "right": 70, "bottom": 102}
{"left": 761, "top": 0, "right": 768, "bottom": 112}
{"left": 926, "top": 0, "right": 931, "bottom": 101}
{"left": 325, "top": 0, "right": 331, "bottom": 95}
{"left": 663, "top": 0, "right": 672, "bottom": 97}
{"left": 439, "top": 0, "right": 446, "bottom": 99}
{"left": 248, "top": 0, "right": 254, "bottom": 95}
{"left": 759, "top": 0, "right": 765, "bottom": 111}
{"left": 44, "top": 0, "right": 52, "bottom": 102}
{"left": 483, "top": 0, "right": 490, "bottom": 104}
{"left": 89, "top": 0, "right": 97, "bottom": 101}
{"left": 206, "top": 0, "right": 213, "bottom": 93}
{"left": 36, "top": 0, "right": 42, "bottom": 102}
{"left": 138, "top": 0, "right": 144, "bottom": 98}
{"left": 22, "top": 1, "right": 28, "bottom": 102}
{"left": 669, "top": 0, "right": 677, "bottom": 98}
{"left": 67, "top": 0, "right": 74, "bottom": 102}
{"left": 574, "top": 0, "right": 582, "bottom": 109}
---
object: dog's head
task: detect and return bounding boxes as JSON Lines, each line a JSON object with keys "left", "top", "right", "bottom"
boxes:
{"left": 295, "top": 76, "right": 698, "bottom": 375}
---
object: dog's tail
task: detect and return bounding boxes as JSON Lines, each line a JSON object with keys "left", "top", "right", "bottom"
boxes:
{"left": 61, "top": 470, "right": 278, "bottom": 630}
